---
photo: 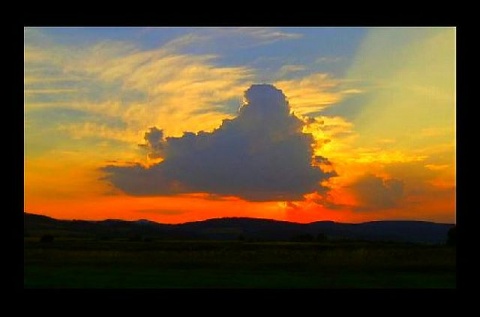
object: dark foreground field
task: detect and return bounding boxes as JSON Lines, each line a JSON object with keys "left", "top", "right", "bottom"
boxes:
{"left": 24, "top": 238, "right": 456, "bottom": 288}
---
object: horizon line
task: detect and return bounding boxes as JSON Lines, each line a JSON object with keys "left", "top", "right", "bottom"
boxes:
{"left": 23, "top": 211, "right": 455, "bottom": 226}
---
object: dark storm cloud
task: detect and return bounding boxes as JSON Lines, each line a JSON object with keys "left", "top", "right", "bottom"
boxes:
{"left": 103, "top": 84, "right": 335, "bottom": 201}
{"left": 350, "top": 174, "right": 404, "bottom": 211}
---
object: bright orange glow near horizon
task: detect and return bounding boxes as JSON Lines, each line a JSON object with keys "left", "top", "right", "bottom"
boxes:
{"left": 25, "top": 27, "right": 455, "bottom": 224}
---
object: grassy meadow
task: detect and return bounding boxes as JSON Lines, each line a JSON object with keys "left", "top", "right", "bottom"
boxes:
{"left": 24, "top": 237, "right": 455, "bottom": 288}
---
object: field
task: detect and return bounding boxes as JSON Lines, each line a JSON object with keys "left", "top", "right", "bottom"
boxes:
{"left": 24, "top": 237, "right": 456, "bottom": 288}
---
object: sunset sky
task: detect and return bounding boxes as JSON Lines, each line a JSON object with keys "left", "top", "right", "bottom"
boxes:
{"left": 24, "top": 27, "right": 455, "bottom": 224}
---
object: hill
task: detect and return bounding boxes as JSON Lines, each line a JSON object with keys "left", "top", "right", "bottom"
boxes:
{"left": 24, "top": 213, "right": 454, "bottom": 244}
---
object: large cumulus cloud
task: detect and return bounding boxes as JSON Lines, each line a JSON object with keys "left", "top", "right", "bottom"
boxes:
{"left": 102, "top": 84, "right": 335, "bottom": 201}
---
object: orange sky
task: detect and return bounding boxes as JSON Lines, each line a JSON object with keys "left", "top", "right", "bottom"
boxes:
{"left": 24, "top": 27, "right": 455, "bottom": 224}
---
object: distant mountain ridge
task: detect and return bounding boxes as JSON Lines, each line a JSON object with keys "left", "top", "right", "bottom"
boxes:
{"left": 24, "top": 213, "right": 454, "bottom": 244}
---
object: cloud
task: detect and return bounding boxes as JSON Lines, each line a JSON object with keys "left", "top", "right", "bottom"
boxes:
{"left": 349, "top": 174, "right": 404, "bottom": 211}
{"left": 24, "top": 88, "right": 80, "bottom": 94}
{"left": 274, "top": 73, "right": 352, "bottom": 116}
{"left": 237, "top": 27, "right": 303, "bottom": 42}
{"left": 24, "top": 29, "right": 255, "bottom": 159}
{"left": 202, "top": 28, "right": 303, "bottom": 47}
{"left": 139, "top": 127, "right": 165, "bottom": 159}
{"left": 315, "top": 56, "right": 343, "bottom": 64}
{"left": 424, "top": 164, "right": 449, "bottom": 171}
{"left": 102, "top": 84, "right": 335, "bottom": 201}
{"left": 275, "top": 64, "right": 307, "bottom": 79}
{"left": 139, "top": 27, "right": 302, "bottom": 53}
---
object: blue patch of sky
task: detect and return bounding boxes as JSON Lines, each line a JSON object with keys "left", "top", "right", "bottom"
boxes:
{"left": 34, "top": 27, "right": 196, "bottom": 50}
{"left": 188, "top": 27, "right": 368, "bottom": 79}
{"left": 33, "top": 27, "right": 369, "bottom": 80}
{"left": 28, "top": 27, "right": 372, "bottom": 121}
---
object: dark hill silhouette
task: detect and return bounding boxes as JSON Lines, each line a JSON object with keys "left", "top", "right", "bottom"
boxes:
{"left": 24, "top": 212, "right": 454, "bottom": 244}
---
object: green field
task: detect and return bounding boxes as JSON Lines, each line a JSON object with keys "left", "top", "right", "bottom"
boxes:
{"left": 24, "top": 238, "right": 456, "bottom": 288}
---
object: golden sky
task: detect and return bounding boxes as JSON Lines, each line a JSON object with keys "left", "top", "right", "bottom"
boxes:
{"left": 24, "top": 27, "right": 455, "bottom": 224}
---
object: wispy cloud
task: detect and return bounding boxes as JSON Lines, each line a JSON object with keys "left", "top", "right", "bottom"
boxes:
{"left": 25, "top": 29, "right": 255, "bottom": 149}
{"left": 424, "top": 164, "right": 449, "bottom": 171}
{"left": 275, "top": 64, "right": 307, "bottom": 78}
{"left": 275, "top": 73, "right": 344, "bottom": 115}
{"left": 233, "top": 27, "right": 303, "bottom": 43}
{"left": 315, "top": 56, "right": 343, "bottom": 64}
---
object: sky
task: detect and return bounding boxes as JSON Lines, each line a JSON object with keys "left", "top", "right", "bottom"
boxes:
{"left": 24, "top": 27, "right": 456, "bottom": 224}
